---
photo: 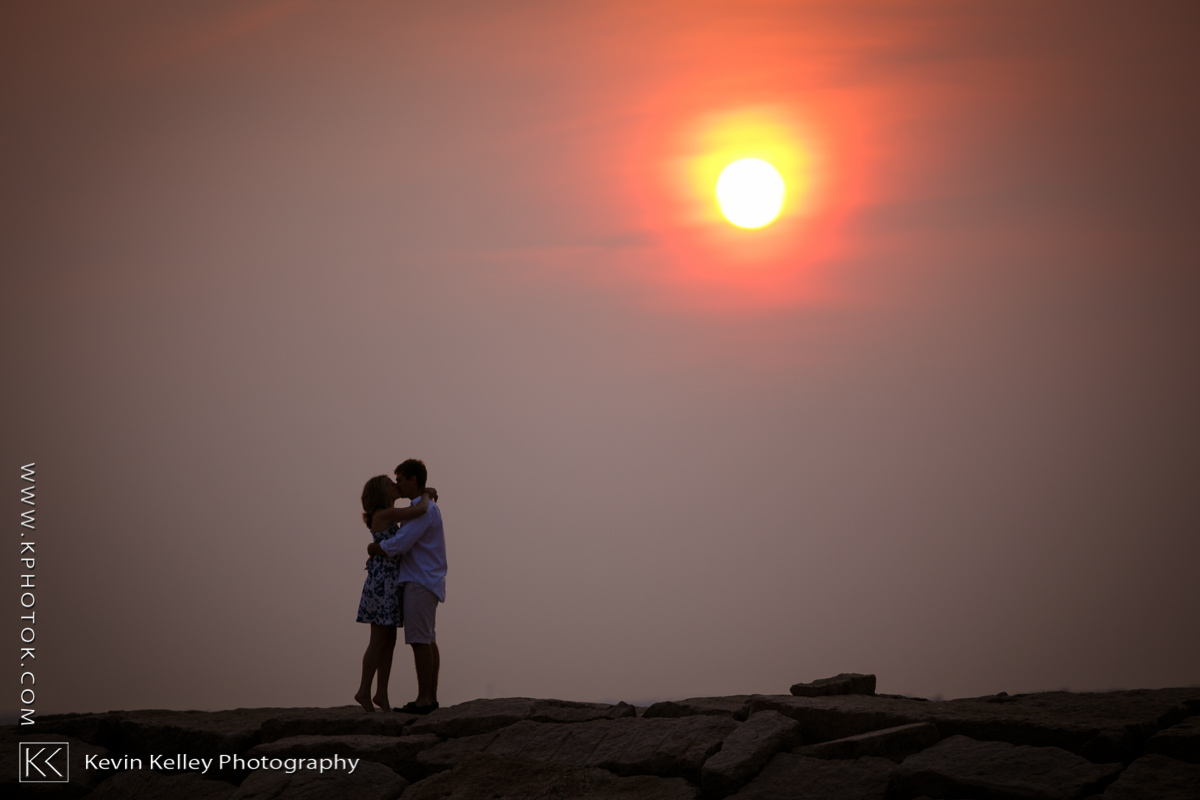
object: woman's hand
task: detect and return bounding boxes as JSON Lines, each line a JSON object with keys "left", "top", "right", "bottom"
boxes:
{"left": 424, "top": 487, "right": 438, "bottom": 503}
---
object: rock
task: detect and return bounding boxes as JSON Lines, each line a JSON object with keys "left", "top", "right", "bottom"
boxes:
{"left": 404, "top": 753, "right": 699, "bottom": 799}
{"left": 791, "top": 673, "right": 877, "bottom": 697}
{"left": 891, "top": 734, "right": 1123, "bottom": 800}
{"left": 259, "top": 707, "right": 417, "bottom": 742}
{"left": 701, "top": 711, "right": 802, "bottom": 796}
{"left": 730, "top": 753, "right": 894, "bottom": 800}
{"left": 85, "top": 770, "right": 237, "bottom": 800}
{"left": 26, "top": 713, "right": 124, "bottom": 753}
{"left": 406, "top": 696, "right": 635, "bottom": 738}
{"left": 419, "top": 716, "right": 740, "bottom": 782}
{"left": 246, "top": 733, "right": 441, "bottom": 781}
{"left": 793, "top": 722, "right": 940, "bottom": 762}
{"left": 36, "top": 708, "right": 296, "bottom": 760}
{"left": 748, "top": 694, "right": 940, "bottom": 746}
{"left": 230, "top": 760, "right": 406, "bottom": 800}
{"left": 0, "top": 730, "right": 110, "bottom": 800}
{"left": 1145, "top": 715, "right": 1200, "bottom": 763}
{"left": 1094, "top": 754, "right": 1200, "bottom": 800}
{"left": 644, "top": 696, "right": 754, "bottom": 721}
{"left": 749, "top": 688, "right": 1196, "bottom": 762}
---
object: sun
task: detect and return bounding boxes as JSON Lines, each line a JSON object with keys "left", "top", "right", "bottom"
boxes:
{"left": 715, "top": 158, "right": 786, "bottom": 228}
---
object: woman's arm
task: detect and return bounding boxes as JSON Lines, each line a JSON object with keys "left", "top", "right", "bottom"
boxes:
{"left": 369, "top": 490, "right": 434, "bottom": 529}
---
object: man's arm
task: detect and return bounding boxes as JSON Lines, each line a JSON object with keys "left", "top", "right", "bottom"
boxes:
{"left": 377, "top": 504, "right": 439, "bottom": 557}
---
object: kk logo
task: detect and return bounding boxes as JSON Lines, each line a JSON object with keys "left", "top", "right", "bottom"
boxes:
{"left": 18, "top": 742, "right": 69, "bottom": 782}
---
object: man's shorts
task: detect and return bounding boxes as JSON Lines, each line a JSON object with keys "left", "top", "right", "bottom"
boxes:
{"left": 402, "top": 582, "right": 438, "bottom": 645}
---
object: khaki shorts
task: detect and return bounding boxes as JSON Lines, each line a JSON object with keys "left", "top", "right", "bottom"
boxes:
{"left": 402, "top": 582, "right": 438, "bottom": 645}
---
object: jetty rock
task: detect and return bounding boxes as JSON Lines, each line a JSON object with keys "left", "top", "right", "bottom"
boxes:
{"left": 7, "top": 676, "right": 1199, "bottom": 799}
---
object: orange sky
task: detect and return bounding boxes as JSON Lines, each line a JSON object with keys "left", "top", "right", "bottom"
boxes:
{"left": 3, "top": 1, "right": 1199, "bottom": 716}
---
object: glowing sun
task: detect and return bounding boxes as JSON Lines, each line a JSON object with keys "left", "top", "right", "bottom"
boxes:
{"left": 715, "top": 158, "right": 786, "bottom": 228}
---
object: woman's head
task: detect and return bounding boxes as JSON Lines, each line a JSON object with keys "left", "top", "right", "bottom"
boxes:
{"left": 361, "top": 475, "right": 397, "bottom": 527}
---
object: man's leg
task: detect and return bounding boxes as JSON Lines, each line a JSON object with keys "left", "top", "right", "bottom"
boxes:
{"left": 430, "top": 643, "right": 439, "bottom": 700}
{"left": 403, "top": 582, "right": 439, "bottom": 709}
{"left": 411, "top": 643, "right": 437, "bottom": 706}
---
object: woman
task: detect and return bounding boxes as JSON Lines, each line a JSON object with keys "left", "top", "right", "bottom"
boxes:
{"left": 355, "top": 475, "right": 435, "bottom": 712}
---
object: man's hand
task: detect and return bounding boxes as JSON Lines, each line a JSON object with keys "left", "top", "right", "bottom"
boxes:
{"left": 424, "top": 487, "right": 439, "bottom": 503}
{"left": 367, "top": 542, "right": 385, "bottom": 558}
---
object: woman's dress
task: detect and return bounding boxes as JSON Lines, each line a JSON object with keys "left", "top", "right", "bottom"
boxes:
{"left": 356, "top": 523, "right": 403, "bottom": 626}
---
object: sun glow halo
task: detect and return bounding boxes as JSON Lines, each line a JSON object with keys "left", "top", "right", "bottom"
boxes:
{"left": 716, "top": 158, "right": 785, "bottom": 228}
{"left": 640, "top": 103, "right": 839, "bottom": 304}
{"left": 672, "top": 107, "right": 820, "bottom": 244}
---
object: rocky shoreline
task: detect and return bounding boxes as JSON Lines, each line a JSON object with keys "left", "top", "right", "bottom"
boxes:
{"left": 6, "top": 674, "right": 1199, "bottom": 799}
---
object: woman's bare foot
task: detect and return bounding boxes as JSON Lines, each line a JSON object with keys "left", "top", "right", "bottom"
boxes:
{"left": 373, "top": 693, "right": 391, "bottom": 712}
{"left": 354, "top": 691, "right": 375, "bottom": 713}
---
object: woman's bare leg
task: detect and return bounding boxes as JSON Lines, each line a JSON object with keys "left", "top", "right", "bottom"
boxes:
{"left": 373, "top": 627, "right": 397, "bottom": 710}
{"left": 355, "top": 624, "right": 390, "bottom": 712}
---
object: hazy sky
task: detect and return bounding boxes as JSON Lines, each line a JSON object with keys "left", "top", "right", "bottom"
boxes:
{"left": 4, "top": 1, "right": 1199, "bottom": 718}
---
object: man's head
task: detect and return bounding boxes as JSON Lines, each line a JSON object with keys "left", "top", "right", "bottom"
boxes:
{"left": 394, "top": 458, "right": 427, "bottom": 498}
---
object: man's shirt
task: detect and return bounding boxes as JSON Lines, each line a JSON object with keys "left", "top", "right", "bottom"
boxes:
{"left": 379, "top": 498, "right": 447, "bottom": 602}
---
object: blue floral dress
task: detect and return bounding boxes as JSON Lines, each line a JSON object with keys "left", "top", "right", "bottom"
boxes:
{"left": 356, "top": 523, "right": 403, "bottom": 626}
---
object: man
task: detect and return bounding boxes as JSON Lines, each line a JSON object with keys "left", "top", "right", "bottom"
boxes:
{"left": 366, "top": 459, "right": 446, "bottom": 714}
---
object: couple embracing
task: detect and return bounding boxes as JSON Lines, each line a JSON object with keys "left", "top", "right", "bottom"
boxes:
{"left": 355, "top": 458, "right": 446, "bottom": 715}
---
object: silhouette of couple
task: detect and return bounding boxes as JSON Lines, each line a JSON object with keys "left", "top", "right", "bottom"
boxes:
{"left": 356, "top": 459, "right": 446, "bottom": 714}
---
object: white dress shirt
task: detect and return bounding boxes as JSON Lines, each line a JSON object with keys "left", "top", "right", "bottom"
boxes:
{"left": 379, "top": 498, "right": 447, "bottom": 602}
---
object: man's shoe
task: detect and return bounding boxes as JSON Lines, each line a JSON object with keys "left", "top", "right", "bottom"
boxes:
{"left": 399, "top": 701, "right": 439, "bottom": 714}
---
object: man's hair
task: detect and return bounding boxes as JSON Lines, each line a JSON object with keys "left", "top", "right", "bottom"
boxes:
{"left": 395, "top": 459, "right": 427, "bottom": 489}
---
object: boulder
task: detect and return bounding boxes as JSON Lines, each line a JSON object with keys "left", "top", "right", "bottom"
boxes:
{"left": 0, "top": 730, "right": 110, "bottom": 800}
{"left": 36, "top": 707, "right": 296, "bottom": 759}
{"left": 419, "top": 715, "right": 740, "bottom": 782}
{"left": 791, "top": 673, "right": 877, "bottom": 697}
{"left": 748, "top": 694, "right": 941, "bottom": 746}
{"left": 246, "top": 733, "right": 441, "bottom": 781}
{"left": 731, "top": 753, "right": 894, "bottom": 800}
{"left": 1145, "top": 715, "right": 1200, "bottom": 763}
{"left": 891, "top": 734, "right": 1123, "bottom": 800}
{"left": 26, "top": 713, "right": 124, "bottom": 753}
{"left": 230, "top": 760, "right": 406, "bottom": 800}
{"left": 85, "top": 770, "right": 237, "bottom": 800}
{"left": 259, "top": 707, "right": 417, "bottom": 742}
{"left": 644, "top": 696, "right": 754, "bottom": 721}
{"left": 749, "top": 688, "right": 1196, "bottom": 762}
{"left": 406, "top": 696, "right": 635, "bottom": 738}
{"left": 701, "top": 711, "right": 802, "bottom": 796}
{"left": 404, "top": 753, "right": 699, "bottom": 799}
{"left": 1093, "top": 754, "right": 1200, "bottom": 800}
{"left": 793, "top": 722, "right": 939, "bottom": 762}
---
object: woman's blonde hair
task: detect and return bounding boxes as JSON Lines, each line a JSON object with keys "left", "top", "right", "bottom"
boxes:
{"left": 361, "top": 475, "right": 392, "bottom": 529}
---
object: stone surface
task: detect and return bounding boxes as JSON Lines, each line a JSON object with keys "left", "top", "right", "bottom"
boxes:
{"left": 892, "top": 734, "right": 1123, "bottom": 800}
{"left": 1145, "top": 715, "right": 1200, "bottom": 763}
{"left": 749, "top": 688, "right": 1198, "bottom": 762}
{"left": 701, "top": 711, "right": 802, "bottom": 796}
{"left": 230, "top": 760, "right": 407, "bottom": 800}
{"left": 404, "top": 753, "right": 699, "bottom": 799}
{"left": 419, "top": 716, "right": 740, "bottom": 782}
{"left": 406, "top": 696, "right": 635, "bottom": 738}
{"left": 1093, "top": 754, "right": 1200, "bottom": 800}
{"left": 19, "top": 686, "right": 1200, "bottom": 797}
{"left": 259, "top": 707, "right": 418, "bottom": 742}
{"left": 793, "top": 722, "right": 940, "bottom": 762}
{"left": 790, "top": 673, "right": 877, "bottom": 698}
{"left": 37, "top": 707, "right": 297, "bottom": 760}
{"left": 246, "top": 733, "right": 441, "bottom": 781}
{"left": 644, "top": 696, "right": 754, "bottom": 721}
{"left": 731, "top": 753, "right": 894, "bottom": 800}
{"left": 86, "top": 770, "right": 237, "bottom": 800}
{"left": 0, "top": 729, "right": 110, "bottom": 800}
